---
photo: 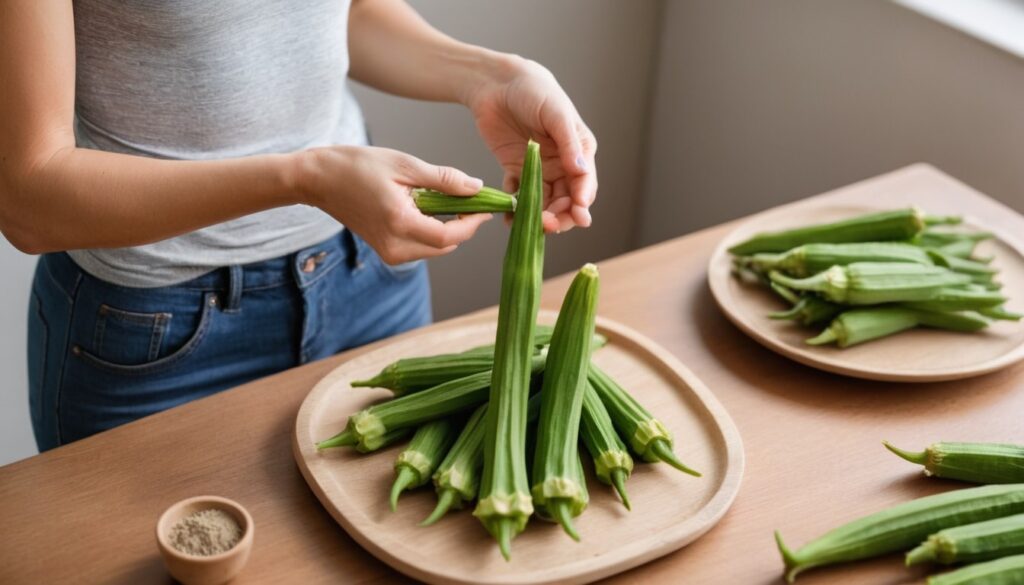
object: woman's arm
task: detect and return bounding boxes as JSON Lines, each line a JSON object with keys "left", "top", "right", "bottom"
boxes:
{"left": 348, "top": 0, "right": 598, "bottom": 233}
{"left": 0, "top": 0, "right": 488, "bottom": 263}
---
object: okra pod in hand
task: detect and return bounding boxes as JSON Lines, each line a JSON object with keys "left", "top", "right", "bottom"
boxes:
{"left": 413, "top": 186, "right": 516, "bottom": 215}
{"left": 474, "top": 140, "right": 545, "bottom": 560}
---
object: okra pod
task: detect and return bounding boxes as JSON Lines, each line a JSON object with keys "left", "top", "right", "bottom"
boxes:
{"left": 588, "top": 363, "right": 700, "bottom": 477}
{"left": 746, "top": 242, "right": 933, "bottom": 278}
{"left": 581, "top": 381, "right": 634, "bottom": 510}
{"left": 979, "top": 305, "right": 1023, "bottom": 321}
{"left": 531, "top": 264, "right": 600, "bottom": 541}
{"left": 474, "top": 140, "right": 545, "bottom": 560}
{"left": 927, "top": 249, "right": 999, "bottom": 276}
{"left": 422, "top": 395, "right": 544, "bottom": 526}
{"left": 774, "top": 483, "right": 1024, "bottom": 582}
{"left": 351, "top": 326, "right": 556, "bottom": 393}
{"left": 769, "top": 262, "right": 972, "bottom": 305}
{"left": 317, "top": 353, "right": 546, "bottom": 452}
{"left": 806, "top": 308, "right": 990, "bottom": 348}
{"left": 413, "top": 186, "right": 516, "bottom": 215}
{"left": 885, "top": 441, "right": 1024, "bottom": 484}
{"left": 927, "top": 553, "right": 1024, "bottom": 585}
{"left": 901, "top": 287, "right": 1007, "bottom": 312}
{"left": 390, "top": 418, "right": 457, "bottom": 511}
{"left": 906, "top": 513, "right": 1024, "bottom": 566}
{"left": 768, "top": 282, "right": 843, "bottom": 326}
{"left": 728, "top": 208, "right": 935, "bottom": 255}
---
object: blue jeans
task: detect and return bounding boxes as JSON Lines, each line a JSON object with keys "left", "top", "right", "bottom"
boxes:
{"left": 27, "top": 229, "right": 431, "bottom": 451}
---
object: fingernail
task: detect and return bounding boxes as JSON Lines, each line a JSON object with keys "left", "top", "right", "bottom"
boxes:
{"left": 575, "top": 155, "right": 588, "bottom": 172}
{"left": 464, "top": 177, "right": 484, "bottom": 191}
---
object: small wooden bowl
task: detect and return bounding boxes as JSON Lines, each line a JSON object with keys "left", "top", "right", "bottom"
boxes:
{"left": 156, "top": 495, "right": 254, "bottom": 585}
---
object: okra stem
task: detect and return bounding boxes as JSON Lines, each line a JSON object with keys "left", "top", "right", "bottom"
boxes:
{"left": 390, "top": 467, "right": 418, "bottom": 511}
{"left": 610, "top": 469, "right": 631, "bottom": 510}
{"left": 413, "top": 186, "right": 516, "bottom": 215}
{"left": 650, "top": 439, "right": 701, "bottom": 476}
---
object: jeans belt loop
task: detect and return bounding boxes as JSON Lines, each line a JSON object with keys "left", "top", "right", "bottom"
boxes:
{"left": 224, "top": 264, "right": 243, "bottom": 313}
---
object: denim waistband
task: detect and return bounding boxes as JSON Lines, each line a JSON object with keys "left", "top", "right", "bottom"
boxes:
{"left": 43, "top": 229, "right": 365, "bottom": 303}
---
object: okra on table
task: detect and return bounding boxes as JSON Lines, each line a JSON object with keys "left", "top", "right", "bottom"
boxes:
{"left": 389, "top": 418, "right": 458, "bottom": 511}
{"left": 774, "top": 483, "right": 1024, "bottom": 582}
{"left": 927, "top": 553, "right": 1024, "bottom": 585}
{"left": 906, "top": 513, "right": 1024, "bottom": 566}
{"left": 884, "top": 441, "right": 1024, "bottom": 484}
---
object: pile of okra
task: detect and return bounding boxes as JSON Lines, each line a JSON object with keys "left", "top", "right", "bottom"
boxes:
{"left": 729, "top": 208, "right": 1021, "bottom": 347}
{"left": 317, "top": 141, "right": 700, "bottom": 560}
{"left": 777, "top": 440, "right": 1024, "bottom": 583}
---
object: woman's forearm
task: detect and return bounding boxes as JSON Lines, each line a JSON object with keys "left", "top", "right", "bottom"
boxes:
{"left": 1, "top": 147, "right": 302, "bottom": 254}
{"left": 347, "top": 0, "right": 517, "bottom": 105}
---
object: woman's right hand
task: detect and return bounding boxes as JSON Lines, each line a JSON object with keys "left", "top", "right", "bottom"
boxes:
{"left": 296, "top": 145, "right": 492, "bottom": 265}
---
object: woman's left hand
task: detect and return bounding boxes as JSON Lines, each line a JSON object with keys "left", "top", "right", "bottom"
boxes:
{"left": 463, "top": 56, "right": 597, "bottom": 234}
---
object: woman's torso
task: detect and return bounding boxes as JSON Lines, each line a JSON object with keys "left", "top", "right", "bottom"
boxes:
{"left": 69, "top": 0, "right": 364, "bottom": 286}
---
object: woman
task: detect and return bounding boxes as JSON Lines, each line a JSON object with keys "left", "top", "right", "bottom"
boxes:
{"left": 0, "top": 0, "right": 597, "bottom": 451}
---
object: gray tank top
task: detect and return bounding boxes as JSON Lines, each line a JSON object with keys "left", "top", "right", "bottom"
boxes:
{"left": 68, "top": 0, "right": 364, "bottom": 287}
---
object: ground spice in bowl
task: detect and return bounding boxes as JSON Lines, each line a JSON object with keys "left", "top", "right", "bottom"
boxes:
{"left": 168, "top": 509, "right": 242, "bottom": 556}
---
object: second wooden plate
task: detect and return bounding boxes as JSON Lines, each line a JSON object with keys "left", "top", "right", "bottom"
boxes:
{"left": 708, "top": 201, "right": 1024, "bottom": 382}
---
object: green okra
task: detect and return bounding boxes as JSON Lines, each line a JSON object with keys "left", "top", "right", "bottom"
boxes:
{"left": 885, "top": 441, "right": 1024, "bottom": 484}
{"left": 421, "top": 395, "right": 544, "bottom": 526}
{"left": 474, "top": 140, "right": 545, "bottom": 560}
{"left": 901, "top": 287, "right": 1007, "bottom": 312}
{"left": 806, "top": 307, "right": 990, "bottom": 348}
{"left": 768, "top": 282, "right": 842, "bottom": 326}
{"left": 351, "top": 326, "right": 556, "bottom": 394}
{"left": 588, "top": 363, "right": 700, "bottom": 477}
{"left": 774, "top": 483, "right": 1024, "bottom": 582}
{"left": 906, "top": 513, "right": 1024, "bottom": 566}
{"left": 918, "top": 229, "right": 994, "bottom": 248}
{"left": 927, "top": 553, "right": 1024, "bottom": 585}
{"left": 933, "top": 239, "right": 980, "bottom": 259}
{"left": 769, "top": 262, "right": 972, "bottom": 305}
{"left": 390, "top": 419, "right": 458, "bottom": 511}
{"left": 728, "top": 208, "right": 942, "bottom": 255}
{"left": 979, "top": 305, "right": 1023, "bottom": 321}
{"left": 745, "top": 242, "right": 933, "bottom": 278}
{"left": 317, "top": 352, "right": 546, "bottom": 452}
{"left": 531, "top": 264, "right": 600, "bottom": 541}
{"left": 580, "top": 380, "right": 634, "bottom": 510}
{"left": 413, "top": 186, "right": 516, "bottom": 215}
{"left": 927, "top": 249, "right": 999, "bottom": 276}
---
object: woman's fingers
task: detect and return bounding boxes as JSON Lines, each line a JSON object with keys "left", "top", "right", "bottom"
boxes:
{"left": 541, "top": 99, "right": 586, "bottom": 176}
{"left": 403, "top": 211, "right": 492, "bottom": 249}
{"left": 398, "top": 153, "right": 483, "bottom": 196}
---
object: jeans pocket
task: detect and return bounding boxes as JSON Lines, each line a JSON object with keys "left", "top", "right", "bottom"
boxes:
{"left": 75, "top": 292, "right": 217, "bottom": 376}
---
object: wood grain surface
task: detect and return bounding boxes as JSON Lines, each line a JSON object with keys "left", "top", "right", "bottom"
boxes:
{"left": 708, "top": 200, "right": 1024, "bottom": 381}
{"left": 2, "top": 163, "right": 1023, "bottom": 585}
{"left": 293, "top": 310, "right": 743, "bottom": 584}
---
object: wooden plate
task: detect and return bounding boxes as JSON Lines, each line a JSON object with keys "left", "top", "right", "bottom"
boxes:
{"left": 708, "top": 202, "right": 1024, "bottom": 382}
{"left": 293, "top": 309, "right": 744, "bottom": 585}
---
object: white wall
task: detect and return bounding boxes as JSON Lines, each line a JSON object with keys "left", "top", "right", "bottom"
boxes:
{"left": 0, "top": 246, "right": 37, "bottom": 464}
{"left": 637, "top": 0, "right": 1024, "bottom": 246}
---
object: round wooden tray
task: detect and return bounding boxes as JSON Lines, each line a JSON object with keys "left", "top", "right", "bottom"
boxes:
{"left": 293, "top": 310, "right": 744, "bottom": 585}
{"left": 708, "top": 203, "right": 1024, "bottom": 382}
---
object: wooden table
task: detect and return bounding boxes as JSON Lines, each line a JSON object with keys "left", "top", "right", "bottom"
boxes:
{"left": 2, "top": 164, "right": 1022, "bottom": 585}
